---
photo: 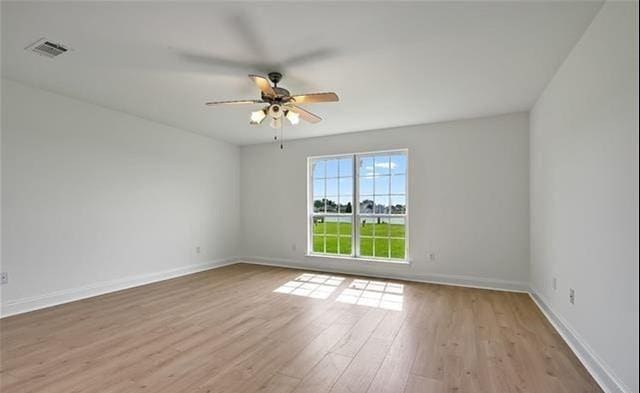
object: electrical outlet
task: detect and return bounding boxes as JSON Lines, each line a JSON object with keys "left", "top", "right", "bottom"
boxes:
{"left": 195, "top": 246, "right": 201, "bottom": 254}
{"left": 552, "top": 277, "right": 557, "bottom": 291}
{"left": 428, "top": 252, "right": 436, "bottom": 261}
{"left": 1, "top": 272, "right": 8, "bottom": 285}
{"left": 291, "top": 244, "right": 297, "bottom": 252}
{"left": 569, "top": 288, "right": 575, "bottom": 305}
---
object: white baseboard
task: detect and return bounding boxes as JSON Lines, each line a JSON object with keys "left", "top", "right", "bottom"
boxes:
{"left": 240, "top": 258, "right": 628, "bottom": 393}
{"left": 0, "top": 256, "right": 527, "bottom": 318}
{"left": 238, "top": 256, "right": 529, "bottom": 293}
{"left": 529, "top": 289, "right": 630, "bottom": 393}
{"left": 0, "top": 257, "right": 237, "bottom": 318}
{"left": 1, "top": 257, "right": 627, "bottom": 393}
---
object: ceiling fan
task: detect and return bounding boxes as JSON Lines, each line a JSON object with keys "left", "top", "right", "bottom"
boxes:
{"left": 205, "top": 72, "right": 339, "bottom": 128}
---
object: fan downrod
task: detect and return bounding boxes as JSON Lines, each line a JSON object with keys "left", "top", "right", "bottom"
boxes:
{"left": 268, "top": 72, "right": 283, "bottom": 86}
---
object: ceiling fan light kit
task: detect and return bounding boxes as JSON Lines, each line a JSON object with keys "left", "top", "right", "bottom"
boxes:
{"left": 268, "top": 104, "right": 283, "bottom": 119}
{"left": 270, "top": 116, "right": 282, "bottom": 129}
{"left": 249, "top": 108, "right": 267, "bottom": 124}
{"left": 206, "top": 72, "right": 339, "bottom": 129}
{"left": 286, "top": 110, "right": 300, "bottom": 125}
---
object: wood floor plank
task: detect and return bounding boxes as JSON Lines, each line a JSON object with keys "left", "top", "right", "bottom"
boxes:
{"left": 366, "top": 324, "right": 422, "bottom": 393}
{"left": 330, "top": 308, "right": 387, "bottom": 357}
{"left": 329, "top": 336, "right": 393, "bottom": 393}
{"left": 0, "top": 263, "right": 603, "bottom": 393}
{"left": 278, "top": 308, "right": 366, "bottom": 378}
{"left": 403, "top": 374, "right": 445, "bottom": 393}
{"left": 257, "top": 373, "right": 301, "bottom": 393}
{"left": 291, "top": 353, "right": 352, "bottom": 393}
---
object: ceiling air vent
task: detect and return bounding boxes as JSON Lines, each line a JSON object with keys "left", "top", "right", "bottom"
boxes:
{"left": 25, "top": 38, "right": 70, "bottom": 58}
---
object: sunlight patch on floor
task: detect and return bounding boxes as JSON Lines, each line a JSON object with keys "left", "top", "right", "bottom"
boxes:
{"left": 336, "top": 279, "right": 404, "bottom": 310}
{"left": 273, "top": 273, "right": 404, "bottom": 310}
{"left": 273, "top": 273, "right": 345, "bottom": 299}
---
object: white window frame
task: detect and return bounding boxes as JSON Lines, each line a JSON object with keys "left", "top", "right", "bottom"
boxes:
{"left": 307, "top": 149, "right": 409, "bottom": 263}
{"left": 307, "top": 153, "right": 355, "bottom": 256}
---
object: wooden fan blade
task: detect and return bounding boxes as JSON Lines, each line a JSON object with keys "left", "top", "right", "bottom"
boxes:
{"left": 248, "top": 74, "right": 276, "bottom": 97}
{"left": 287, "top": 105, "right": 322, "bottom": 123}
{"left": 290, "top": 92, "right": 339, "bottom": 104}
{"left": 205, "top": 100, "right": 264, "bottom": 106}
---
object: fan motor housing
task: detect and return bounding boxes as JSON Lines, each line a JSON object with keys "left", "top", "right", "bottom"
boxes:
{"left": 262, "top": 87, "right": 291, "bottom": 102}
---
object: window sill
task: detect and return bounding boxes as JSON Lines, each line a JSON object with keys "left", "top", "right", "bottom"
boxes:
{"left": 305, "top": 253, "right": 411, "bottom": 266}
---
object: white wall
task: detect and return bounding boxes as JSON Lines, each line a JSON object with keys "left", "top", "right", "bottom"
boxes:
{"left": 240, "top": 113, "right": 530, "bottom": 290}
{"left": 530, "top": 2, "right": 639, "bottom": 393}
{"left": 1, "top": 79, "right": 240, "bottom": 315}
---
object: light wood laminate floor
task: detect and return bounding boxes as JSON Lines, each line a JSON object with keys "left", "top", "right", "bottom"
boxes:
{"left": 1, "top": 263, "right": 602, "bottom": 393}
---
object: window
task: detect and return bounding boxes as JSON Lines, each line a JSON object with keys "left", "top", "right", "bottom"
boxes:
{"left": 311, "top": 155, "right": 353, "bottom": 256}
{"left": 309, "top": 150, "right": 408, "bottom": 261}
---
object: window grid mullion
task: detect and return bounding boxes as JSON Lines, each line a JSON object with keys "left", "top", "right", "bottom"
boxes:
{"left": 372, "top": 156, "right": 376, "bottom": 256}
{"left": 352, "top": 154, "right": 357, "bottom": 258}
{"left": 388, "top": 156, "right": 391, "bottom": 259}
{"left": 337, "top": 160, "right": 341, "bottom": 254}
{"left": 310, "top": 152, "right": 406, "bottom": 261}
{"left": 323, "top": 167, "right": 327, "bottom": 253}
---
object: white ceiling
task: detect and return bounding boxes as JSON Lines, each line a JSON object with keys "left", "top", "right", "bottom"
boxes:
{"left": 1, "top": 1, "right": 601, "bottom": 145}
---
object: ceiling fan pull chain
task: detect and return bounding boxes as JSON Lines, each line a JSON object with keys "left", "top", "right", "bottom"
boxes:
{"left": 280, "top": 117, "right": 284, "bottom": 150}
{"left": 274, "top": 112, "right": 279, "bottom": 143}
